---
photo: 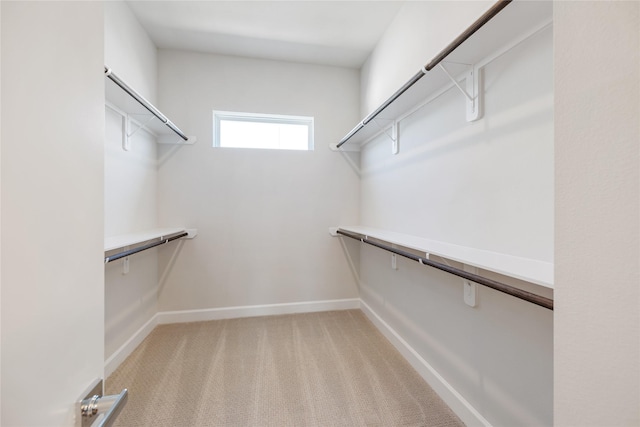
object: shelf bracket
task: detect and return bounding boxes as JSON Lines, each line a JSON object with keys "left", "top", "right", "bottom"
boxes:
{"left": 119, "top": 112, "right": 196, "bottom": 150}
{"left": 438, "top": 63, "right": 483, "bottom": 122}
{"left": 123, "top": 114, "right": 157, "bottom": 151}
{"left": 371, "top": 118, "right": 399, "bottom": 154}
{"left": 463, "top": 264, "right": 478, "bottom": 307}
{"left": 465, "top": 67, "right": 483, "bottom": 122}
{"left": 121, "top": 113, "right": 130, "bottom": 151}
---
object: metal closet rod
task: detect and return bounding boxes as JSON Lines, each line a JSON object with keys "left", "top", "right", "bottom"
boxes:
{"left": 104, "top": 232, "right": 189, "bottom": 264}
{"left": 104, "top": 66, "right": 189, "bottom": 141}
{"left": 337, "top": 0, "right": 512, "bottom": 148}
{"left": 337, "top": 229, "right": 553, "bottom": 311}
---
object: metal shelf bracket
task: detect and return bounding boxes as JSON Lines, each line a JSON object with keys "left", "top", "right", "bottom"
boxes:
{"left": 371, "top": 118, "right": 399, "bottom": 154}
{"left": 463, "top": 264, "right": 479, "bottom": 307}
{"left": 124, "top": 114, "right": 157, "bottom": 151}
{"left": 438, "top": 63, "right": 483, "bottom": 122}
{"left": 111, "top": 107, "right": 196, "bottom": 151}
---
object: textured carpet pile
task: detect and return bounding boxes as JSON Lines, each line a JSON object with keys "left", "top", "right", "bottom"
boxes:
{"left": 106, "top": 309, "right": 464, "bottom": 426}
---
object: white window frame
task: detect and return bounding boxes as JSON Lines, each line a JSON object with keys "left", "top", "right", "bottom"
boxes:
{"left": 213, "top": 110, "right": 314, "bottom": 151}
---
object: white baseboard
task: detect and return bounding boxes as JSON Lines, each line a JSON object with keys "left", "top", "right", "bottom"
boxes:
{"left": 156, "top": 298, "right": 361, "bottom": 324}
{"left": 105, "top": 298, "right": 360, "bottom": 376}
{"left": 359, "top": 300, "right": 491, "bottom": 427}
{"left": 104, "top": 297, "right": 485, "bottom": 426}
{"left": 104, "top": 314, "right": 158, "bottom": 378}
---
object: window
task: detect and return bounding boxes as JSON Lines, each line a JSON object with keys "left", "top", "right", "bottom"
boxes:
{"left": 213, "top": 111, "right": 314, "bottom": 151}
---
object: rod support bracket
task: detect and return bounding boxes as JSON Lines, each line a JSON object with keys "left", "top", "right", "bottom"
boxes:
{"left": 438, "top": 63, "right": 483, "bottom": 122}
{"left": 371, "top": 118, "right": 399, "bottom": 154}
{"left": 465, "top": 67, "right": 483, "bottom": 122}
{"left": 123, "top": 253, "right": 130, "bottom": 275}
{"left": 463, "top": 264, "right": 478, "bottom": 307}
{"left": 391, "top": 121, "right": 399, "bottom": 154}
{"left": 122, "top": 114, "right": 131, "bottom": 151}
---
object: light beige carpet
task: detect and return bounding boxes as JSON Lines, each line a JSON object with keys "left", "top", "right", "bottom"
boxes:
{"left": 106, "top": 310, "right": 464, "bottom": 426}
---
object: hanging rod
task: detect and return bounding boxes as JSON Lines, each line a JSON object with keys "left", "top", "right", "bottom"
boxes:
{"left": 104, "top": 232, "right": 188, "bottom": 264}
{"left": 337, "top": 229, "right": 553, "bottom": 310}
{"left": 336, "top": 0, "right": 511, "bottom": 148}
{"left": 423, "top": 0, "right": 511, "bottom": 72}
{"left": 104, "top": 66, "right": 189, "bottom": 142}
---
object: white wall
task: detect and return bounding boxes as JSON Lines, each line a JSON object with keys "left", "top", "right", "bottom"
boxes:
{"left": 1, "top": 2, "right": 105, "bottom": 425}
{"left": 104, "top": 1, "right": 160, "bottom": 362}
{"left": 104, "top": 110, "right": 159, "bottom": 361}
{"left": 357, "top": 2, "right": 553, "bottom": 425}
{"left": 155, "top": 50, "right": 360, "bottom": 311}
{"left": 104, "top": 0, "right": 157, "bottom": 104}
{"left": 361, "top": 27, "right": 554, "bottom": 262}
{"left": 554, "top": 2, "right": 640, "bottom": 425}
{"left": 360, "top": 1, "right": 492, "bottom": 117}
{"left": 0, "top": 3, "right": 3, "bottom": 420}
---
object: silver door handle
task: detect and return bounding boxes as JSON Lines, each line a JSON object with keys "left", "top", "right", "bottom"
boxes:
{"left": 78, "top": 379, "right": 128, "bottom": 427}
{"left": 81, "top": 389, "right": 128, "bottom": 427}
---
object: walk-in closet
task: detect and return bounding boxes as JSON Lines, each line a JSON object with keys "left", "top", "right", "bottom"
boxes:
{"left": 2, "top": 1, "right": 638, "bottom": 426}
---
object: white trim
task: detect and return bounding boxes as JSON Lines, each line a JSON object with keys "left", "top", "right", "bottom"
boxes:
{"left": 104, "top": 314, "right": 158, "bottom": 378}
{"left": 213, "top": 110, "right": 314, "bottom": 151}
{"left": 105, "top": 299, "right": 360, "bottom": 376}
{"left": 156, "top": 298, "right": 360, "bottom": 324}
{"left": 104, "top": 297, "right": 488, "bottom": 426}
{"left": 359, "top": 300, "right": 492, "bottom": 427}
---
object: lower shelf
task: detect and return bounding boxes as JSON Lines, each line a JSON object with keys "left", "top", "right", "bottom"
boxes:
{"left": 333, "top": 225, "right": 553, "bottom": 289}
{"left": 104, "top": 228, "right": 197, "bottom": 263}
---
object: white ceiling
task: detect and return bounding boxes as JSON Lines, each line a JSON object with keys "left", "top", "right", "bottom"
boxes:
{"left": 126, "top": 1, "right": 406, "bottom": 68}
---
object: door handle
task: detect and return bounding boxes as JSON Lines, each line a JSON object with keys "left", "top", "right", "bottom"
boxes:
{"left": 78, "top": 379, "right": 128, "bottom": 427}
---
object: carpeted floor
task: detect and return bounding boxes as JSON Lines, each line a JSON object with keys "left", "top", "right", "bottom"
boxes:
{"left": 106, "top": 309, "right": 464, "bottom": 426}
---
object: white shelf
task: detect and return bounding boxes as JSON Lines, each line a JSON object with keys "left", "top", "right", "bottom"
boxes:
{"left": 335, "top": 0, "right": 552, "bottom": 149}
{"left": 105, "top": 228, "right": 193, "bottom": 252}
{"left": 337, "top": 226, "right": 553, "bottom": 289}
{"left": 105, "top": 67, "right": 196, "bottom": 145}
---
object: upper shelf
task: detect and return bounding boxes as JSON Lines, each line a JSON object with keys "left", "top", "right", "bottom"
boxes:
{"left": 334, "top": 0, "right": 552, "bottom": 150}
{"left": 336, "top": 225, "right": 553, "bottom": 289}
{"left": 104, "top": 66, "right": 195, "bottom": 146}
